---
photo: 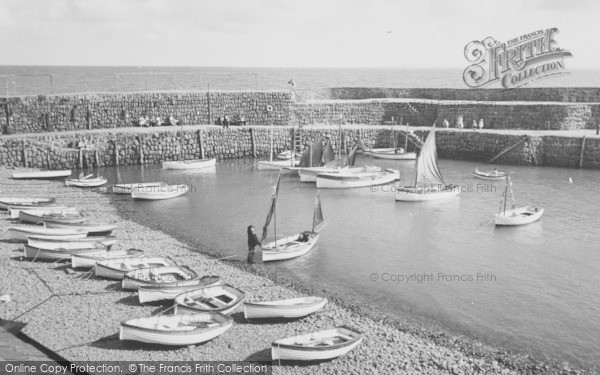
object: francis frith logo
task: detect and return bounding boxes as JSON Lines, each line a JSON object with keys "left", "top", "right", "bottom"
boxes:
{"left": 463, "top": 27, "right": 573, "bottom": 88}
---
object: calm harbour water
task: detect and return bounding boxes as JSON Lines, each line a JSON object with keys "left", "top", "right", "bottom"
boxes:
{"left": 92, "top": 157, "right": 600, "bottom": 370}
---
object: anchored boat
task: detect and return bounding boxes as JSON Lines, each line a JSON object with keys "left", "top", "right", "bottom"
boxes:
{"left": 473, "top": 167, "right": 507, "bottom": 180}
{"left": 271, "top": 326, "right": 363, "bottom": 361}
{"left": 65, "top": 174, "right": 107, "bottom": 187}
{"left": 162, "top": 159, "right": 216, "bottom": 170}
{"left": 12, "top": 169, "right": 71, "bottom": 179}
{"left": 119, "top": 313, "right": 233, "bottom": 346}
{"left": 109, "top": 182, "right": 164, "bottom": 194}
{"left": 244, "top": 296, "right": 327, "bottom": 319}
{"left": 395, "top": 125, "right": 460, "bottom": 202}
{"left": 6, "top": 226, "right": 88, "bottom": 242}
{"left": 131, "top": 184, "right": 189, "bottom": 200}
{"left": 494, "top": 174, "right": 544, "bottom": 226}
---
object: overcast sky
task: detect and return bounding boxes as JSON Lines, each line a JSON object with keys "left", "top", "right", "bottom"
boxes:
{"left": 0, "top": 0, "right": 596, "bottom": 68}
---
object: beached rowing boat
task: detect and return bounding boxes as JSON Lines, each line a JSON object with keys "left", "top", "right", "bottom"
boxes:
{"left": 121, "top": 265, "right": 199, "bottom": 291}
{"left": 23, "top": 244, "right": 100, "bottom": 261}
{"left": 8, "top": 205, "right": 73, "bottom": 219}
{"left": 271, "top": 326, "right": 363, "bottom": 361}
{"left": 19, "top": 210, "right": 83, "bottom": 224}
{"left": 11, "top": 169, "right": 72, "bottom": 179}
{"left": 28, "top": 235, "right": 117, "bottom": 249}
{"left": 119, "top": 313, "right": 233, "bottom": 346}
{"left": 0, "top": 198, "right": 55, "bottom": 210}
{"left": 244, "top": 296, "right": 327, "bottom": 319}
{"left": 174, "top": 284, "right": 246, "bottom": 315}
{"left": 138, "top": 275, "right": 221, "bottom": 303}
{"left": 44, "top": 221, "right": 117, "bottom": 236}
{"left": 131, "top": 184, "right": 189, "bottom": 200}
{"left": 95, "top": 257, "right": 176, "bottom": 280}
{"left": 71, "top": 248, "right": 142, "bottom": 269}
{"left": 6, "top": 226, "right": 88, "bottom": 242}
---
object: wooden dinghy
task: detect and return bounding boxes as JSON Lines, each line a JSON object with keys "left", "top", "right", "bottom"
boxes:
{"left": 473, "top": 167, "right": 507, "bottom": 180}
{"left": 95, "top": 257, "right": 176, "bottom": 280}
{"left": 174, "top": 284, "right": 246, "bottom": 315}
{"left": 71, "top": 248, "right": 143, "bottom": 269}
{"left": 44, "top": 221, "right": 117, "bottom": 236}
{"left": 244, "top": 296, "right": 327, "bottom": 319}
{"left": 6, "top": 226, "right": 88, "bottom": 242}
{"left": 276, "top": 150, "right": 296, "bottom": 160}
{"left": 495, "top": 174, "right": 543, "bottom": 226}
{"left": 257, "top": 160, "right": 299, "bottom": 171}
{"left": 20, "top": 210, "right": 83, "bottom": 225}
{"left": 366, "top": 148, "right": 417, "bottom": 160}
{"left": 271, "top": 326, "right": 363, "bottom": 361}
{"left": 24, "top": 244, "right": 100, "bottom": 261}
{"left": 119, "top": 312, "right": 233, "bottom": 346}
{"left": 138, "top": 275, "right": 221, "bottom": 303}
{"left": 122, "top": 265, "right": 199, "bottom": 291}
{"left": 65, "top": 175, "right": 108, "bottom": 187}
{"left": 12, "top": 169, "right": 72, "bottom": 179}
{"left": 28, "top": 235, "right": 117, "bottom": 249}
{"left": 9, "top": 205, "right": 74, "bottom": 219}
{"left": 131, "top": 184, "right": 189, "bottom": 200}
{"left": 316, "top": 169, "right": 399, "bottom": 189}
{"left": 0, "top": 198, "right": 55, "bottom": 210}
{"left": 27, "top": 238, "right": 113, "bottom": 251}
{"left": 162, "top": 158, "right": 216, "bottom": 170}
{"left": 109, "top": 182, "right": 164, "bottom": 194}
{"left": 297, "top": 166, "right": 364, "bottom": 183}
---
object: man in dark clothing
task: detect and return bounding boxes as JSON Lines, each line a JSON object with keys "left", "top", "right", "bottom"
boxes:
{"left": 247, "top": 225, "right": 261, "bottom": 263}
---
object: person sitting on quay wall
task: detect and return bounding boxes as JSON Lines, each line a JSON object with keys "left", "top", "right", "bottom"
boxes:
{"left": 223, "top": 115, "right": 230, "bottom": 129}
{"left": 456, "top": 115, "right": 464, "bottom": 129}
{"left": 479, "top": 119, "right": 484, "bottom": 129}
{"left": 216, "top": 116, "right": 223, "bottom": 126}
{"left": 168, "top": 116, "right": 179, "bottom": 126}
{"left": 443, "top": 119, "right": 449, "bottom": 128}
{"left": 472, "top": 120, "right": 478, "bottom": 129}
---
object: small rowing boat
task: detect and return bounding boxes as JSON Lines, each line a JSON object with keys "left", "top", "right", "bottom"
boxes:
{"left": 174, "top": 284, "right": 246, "bottom": 315}
{"left": 365, "top": 148, "right": 417, "bottom": 160}
{"left": 244, "top": 296, "right": 327, "bottom": 319}
{"left": 6, "top": 226, "right": 88, "bottom": 242}
{"left": 71, "top": 248, "right": 143, "bottom": 269}
{"left": 95, "top": 257, "right": 176, "bottom": 280}
{"left": 316, "top": 169, "right": 399, "bottom": 189}
{"left": 8, "top": 205, "right": 74, "bottom": 219}
{"left": 12, "top": 169, "right": 72, "bottom": 179}
{"left": 28, "top": 235, "right": 117, "bottom": 249}
{"left": 473, "top": 167, "right": 507, "bottom": 180}
{"left": 138, "top": 275, "right": 221, "bottom": 303}
{"left": 119, "top": 313, "right": 233, "bottom": 346}
{"left": 0, "top": 198, "right": 55, "bottom": 210}
{"left": 271, "top": 326, "right": 363, "bottom": 361}
{"left": 162, "top": 158, "right": 217, "bottom": 170}
{"left": 19, "top": 210, "right": 83, "bottom": 225}
{"left": 109, "top": 182, "right": 164, "bottom": 194}
{"left": 27, "top": 238, "right": 113, "bottom": 251}
{"left": 44, "top": 221, "right": 117, "bottom": 236}
{"left": 24, "top": 244, "right": 99, "bottom": 261}
{"left": 65, "top": 175, "right": 107, "bottom": 187}
{"left": 121, "top": 266, "right": 199, "bottom": 291}
{"left": 131, "top": 184, "right": 189, "bottom": 200}
{"left": 276, "top": 150, "right": 296, "bottom": 160}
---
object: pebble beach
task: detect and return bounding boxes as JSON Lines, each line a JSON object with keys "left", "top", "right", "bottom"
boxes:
{"left": 0, "top": 168, "right": 587, "bottom": 375}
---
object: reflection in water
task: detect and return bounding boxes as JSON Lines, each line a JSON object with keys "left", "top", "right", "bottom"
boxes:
{"left": 93, "top": 156, "right": 600, "bottom": 369}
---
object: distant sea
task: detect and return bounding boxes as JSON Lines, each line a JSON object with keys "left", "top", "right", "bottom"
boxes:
{"left": 1, "top": 66, "right": 600, "bottom": 95}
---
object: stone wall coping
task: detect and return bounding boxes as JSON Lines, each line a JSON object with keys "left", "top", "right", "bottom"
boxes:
{"left": 304, "top": 98, "right": 600, "bottom": 106}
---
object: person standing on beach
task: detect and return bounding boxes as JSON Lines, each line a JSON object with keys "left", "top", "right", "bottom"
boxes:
{"left": 247, "top": 225, "right": 261, "bottom": 264}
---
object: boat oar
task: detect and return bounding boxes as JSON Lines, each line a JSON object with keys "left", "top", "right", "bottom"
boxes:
{"left": 82, "top": 174, "right": 93, "bottom": 180}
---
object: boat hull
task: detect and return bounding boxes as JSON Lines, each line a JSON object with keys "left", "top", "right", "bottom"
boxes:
{"left": 297, "top": 167, "right": 363, "bottom": 183}
{"left": 244, "top": 297, "right": 327, "bottom": 319}
{"left": 12, "top": 170, "right": 72, "bottom": 179}
{"left": 95, "top": 257, "right": 176, "bottom": 280}
{"left": 110, "top": 182, "right": 164, "bottom": 194}
{"left": 131, "top": 185, "right": 189, "bottom": 200}
{"left": 9, "top": 206, "right": 74, "bottom": 219}
{"left": 271, "top": 326, "right": 363, "bottom": 361}
{"left": 316, "top": 170, "right": 399, "bottom": 189}
{"left": 71, "top": 248, "right": 142, "bottom": 269}
{"left": 20, "top": 210, "right": 83, "bottom": 225}
{"left": 7, "top": 226, "right": 88, "bottom": 242}
{"left": 262, "top": 233, "right": 319, "bottom": 262}
{"left": 174, "top": 284, "right": 245, "bottom": 315}
{"left": 24, "top": 245, "right": 98, "bottom": 261}
{"left": 65, "top": 178, "right": 107, "bottom": 187}
{"left": 257, "top": 160, "right": 298, "bottom": 170}
{"left": 162, "top": 159, "right": 216, "bottom": 170}
{"left": 495, "top": 206, "right": 544, "bottom": 226}
{"left": 138, "top": 276, "right": 221, "bottom": 303}
{"left": 395, "top": 185, "right": 461, "bottom": 201}
{"left": 44, "top": 221, "right": 117, "bottom": 235}
{"left": 473, "top": 169, "right": 506, "bottom": 180}
{"left": 0, "top": 198, "right": 55, "bottom": 210}
{"left": 121, "top": 266, "right": 199, "bottom": 291}
{"left": 368, "top": 151, "right": 417, "bottom": 160}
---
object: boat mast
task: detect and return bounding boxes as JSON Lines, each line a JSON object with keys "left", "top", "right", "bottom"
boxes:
{"left": 502, "top": 173, "right": 509, "bottom": 216}
{"left": 404, "top": 120, "right": 409, "bottom": 152}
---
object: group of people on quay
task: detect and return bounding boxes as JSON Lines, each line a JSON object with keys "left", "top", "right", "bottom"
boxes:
{"left": 216, "top": 114, "right": 246, "bottom": 128}
{"left": 442, "top": 116, "right": 484, "bottom": 130}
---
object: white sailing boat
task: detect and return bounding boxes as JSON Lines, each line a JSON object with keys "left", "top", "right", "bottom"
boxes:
{"left": 260, "top": 172, "right": 326, "bottom": 262}
{"left": 162, "top": 124, "right": 216, "bottom": 170}
{"left": 494, "top": 174, "right": 544, "bottom": 226}
{"left": 395, "top": 125, "right": 460, "bottom": 201}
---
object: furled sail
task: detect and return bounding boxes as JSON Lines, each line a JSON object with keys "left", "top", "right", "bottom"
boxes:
{"left": 321, "top": 142, "right": 335, "bottom": 166}
{"left": 312, "top": 193, "right": 325, "bottom": 233}
{"left": 414, "top": 127, "right": 446, "bottom": 186}
{"left": 261, "top": 171, "right": 282, "bottom": 242}
{"left": 297, "top": 137, "right": 324, "bottom": 167}
{"left": 346, "top": 143, "right": 358, "bottom": 167}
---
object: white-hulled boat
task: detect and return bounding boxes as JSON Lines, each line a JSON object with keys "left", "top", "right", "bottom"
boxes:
{"left": 131, "top": 184, "right": 189, "bottom": 200}
{"left": 396, "top": 125, "right": 460, "bottom": 202}
{"left": 119, "top": 313, "right": 233, "bottom": 346}
{"left": 174, "top": 284, "right": 246, "bottom": 315}
{"left": 473, "top": 167, "right": 507, "bottom": 180}
{"left": 95, "top": 257, "right": 176, "bottom": 280}
{"left": 295, "top": 141, "right": 364, "bottom": 183}
{"left": 316, "top": 169, "right": 399, "bottom": 189}
{"left": 44, "top": 221, "right": 117, "bottom": 235}
{"left": 20, "top": 210, "right": 83, "bottom": 225}
{"left": 65, "top": 174, "right": 107, "bottom": 187}
{"left": 259, "top": 174, "right": 326, "bottom": 262}
{"left": 109, "top": 182, "right": 164, "bottom": 194}
{"left": 138, "top": 275, "right": 221, "bottom": 303}
{"left": 162, "top": 158, "right": 217, "bottom": 170}
{"left": 6, "top": 226, "right": 88, "bottom": 242}
{"left": 276, "top": 150, "right": 296, "bottom": 160}
{"left": 0, "top": 198, "right": 56, "bottom": 210}
{"left": 12, "top": 169, "right": 71, "bottom": 179}
{"left": 27, "top": 238, "right": 113, "bottom": 251}
{"left": 121, "top": 266, "right": 199, "bottom": 291}
{"left": 298, "top": 166, "right": 362, "bottom": 183}
{"left": 271, "top": 326, "right": 363, "bottom": 361}
{"left": 257, "top": 159, "right": 299, "bottom": 170}
{"left": 23, "top": 244, "right": 99, "bottom": 261}
{"left": 494, "top": 174, "right": 544, "bottom": 226}
{"left": 71, "top": 248, "right": 143, "bottom": 269}
{"left": 244, "top": 296, "right": 327, "bottom": 319}
{"left": 9, "top": 205, "right": 74, "bottom": 219}
{"left": 366, "top": 148, "right": 417, "bottom": 160}
{"left": 28, "top": 235, "right": 117, "bottom": 249}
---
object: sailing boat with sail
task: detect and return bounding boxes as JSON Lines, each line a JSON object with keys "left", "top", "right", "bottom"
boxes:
{"left": 162, "top": 124, "right": 216, "bottom": 170}
{"left": 366, "top": 123, "right": 417, "bottom": 160}
{"left": 494, "top": 174, "right": 544, "bottom": 226}
{"left": 395, "top": 124, "right": 459, "bottom": 201}
{"left": 260, "top": 173, "right": 325, "bottom": 262}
